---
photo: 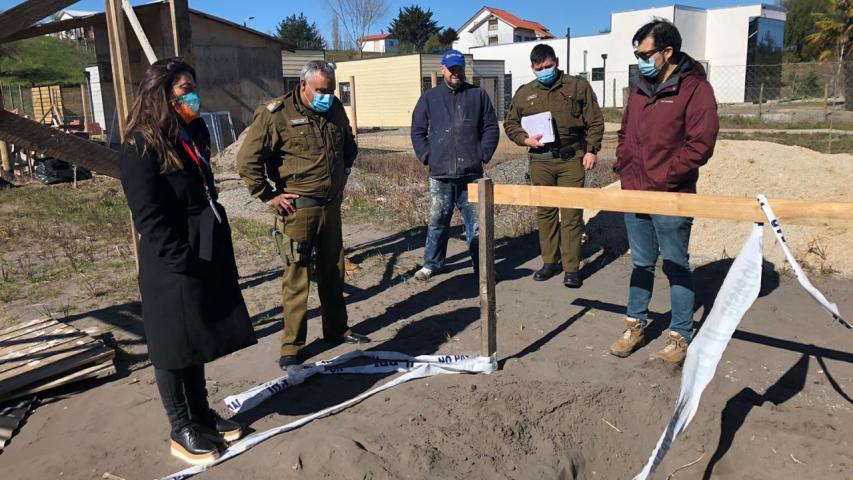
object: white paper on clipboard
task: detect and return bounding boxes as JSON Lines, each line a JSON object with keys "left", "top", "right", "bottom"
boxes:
{"left": 521, "top": 111, "right": 555, "bottom": 144}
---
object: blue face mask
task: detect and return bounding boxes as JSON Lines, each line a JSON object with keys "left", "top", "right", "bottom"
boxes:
{"left": 311, "top": 93, "right": 333, "bottom": 113}
{"left": 535, "top": 66, "right": 558, "bottom": 85}
{"left": 638, "top": 57, "right": 661, "bottom": 78}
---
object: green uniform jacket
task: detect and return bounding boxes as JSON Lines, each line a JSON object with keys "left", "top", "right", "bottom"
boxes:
{"left": 504, "top": 71, "right": 604, "bottom": 156}
{"left": 236, "top": 89, "right": 357, "bottom": 201}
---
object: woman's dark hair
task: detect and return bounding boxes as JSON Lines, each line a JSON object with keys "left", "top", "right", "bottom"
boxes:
{"left": 530, "top": 44, "right": 557, "bottom": 64}
{"left": 632, "top": 19, "right": 682, "bottom": 53}
{"left": 125, "top": 57, "right": 196, "bottom": 173}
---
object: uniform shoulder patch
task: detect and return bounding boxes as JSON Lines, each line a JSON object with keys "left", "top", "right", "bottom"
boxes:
{"left": 266, "top": 99, "right": 284, "bottom": 112}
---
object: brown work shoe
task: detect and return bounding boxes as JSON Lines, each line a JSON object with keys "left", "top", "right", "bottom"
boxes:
{"left": 609, "top": 317, "right": 645, "bottom": 358}
{"left": 649, "top": 331, "right": 688, "bottom": 365}
{"left": 344, "top": 257, "right": 361, "bottom": 272}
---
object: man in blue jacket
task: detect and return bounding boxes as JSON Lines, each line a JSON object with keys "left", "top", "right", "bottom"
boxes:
{"left": 411, "top": 50, "right": 500, "bottom": 281}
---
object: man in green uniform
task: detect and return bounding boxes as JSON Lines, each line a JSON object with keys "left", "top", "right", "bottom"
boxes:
{"left": 504, "top": 44, "right": 604, "bottom": 288}
{"left": 237, "top": 60, "right": 369, "bottom": 369}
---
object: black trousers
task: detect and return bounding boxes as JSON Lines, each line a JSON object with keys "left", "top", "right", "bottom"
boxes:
{"left": 154, "top": 364, "right": 212, "bottom": 433}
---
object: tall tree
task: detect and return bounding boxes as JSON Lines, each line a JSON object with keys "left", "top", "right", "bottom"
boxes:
{"left": 332, "top": 17, "right": 342, "bottom": 50}
{"left": 388, "top": 5, "right": 439, "bottom": 52}
{"left": 276, "top": 13, "right": 327, "bottom": 49}
{"left": 781, "top": 0, "right": 831, "bottom": 60}
{"left": 438, "top": 27, "right": 458, "bottom": 46}
{"left": 806, "top": 0, "right": 853, "bottom": 110}
{"left": 326, "top": 0, "right": 389, "bottom": 55}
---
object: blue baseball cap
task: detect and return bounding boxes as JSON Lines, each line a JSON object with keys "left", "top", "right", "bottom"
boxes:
{"left": 441, "top": 49, "right": 465, "bottom": 69}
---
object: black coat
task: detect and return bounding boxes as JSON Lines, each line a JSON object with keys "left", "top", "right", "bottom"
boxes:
{"left": 410, "top": 81, "right": 500, "bottom": 179}
{"left": 119, "top": 119, "right": 256, "bottom": 370}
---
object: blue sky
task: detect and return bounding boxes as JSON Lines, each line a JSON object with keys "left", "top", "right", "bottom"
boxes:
{"left": 2, "top": 0, "right": 780, "bottom": 40}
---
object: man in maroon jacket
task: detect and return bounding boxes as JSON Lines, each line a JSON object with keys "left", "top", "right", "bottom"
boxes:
{"left": 609, "top": 20, "right": 719, "bottom": 365}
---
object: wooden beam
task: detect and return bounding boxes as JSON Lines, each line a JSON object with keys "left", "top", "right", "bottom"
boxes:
{"left": 0, "top": 0, "right": 79, "bottom": 42}
{"left": 121, "top": 0, "right": 157, "bottom": 65}
{"left": 1, "top": 15, "right": 90, "bottom": 44}
{"left": 349, "top": 76, "right": 358, "bottom": 141}
{"left": 80, "top": 83, "right": 90, "bottom": 132}
{"left": 169, "top": 0, "right": 193, "bottom": 63}
{"left": 478, "top": 178, "right": 497, "bottom": 357}
{"left": 104, "top": 0, "right": 133, "bottom": 138}
{"left": 0, "top": 91, "right": 10, "bottom": 174}
{"left": 467, "top": 184, "right": 853, "bottom": 226}
{"left": 0, "top": 109, "right": 120, "bottom": 177}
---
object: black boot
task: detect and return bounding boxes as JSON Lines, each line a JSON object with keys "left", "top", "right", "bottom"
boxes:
{"left": 170, "top": 425, "right": 219, "bottom": 465}
{"left": 533, "top": 263, "right": 562, "bottom": 281}
{"left": 563, "top": 271, "right": 582, "bottom": 288}
{"left": 196, "top": 410, "right": 244, "bottom": 443}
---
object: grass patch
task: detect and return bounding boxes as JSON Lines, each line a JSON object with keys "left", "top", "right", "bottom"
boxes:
{"left": 601, "top": 108, "right": 623, "bottom": 123}
{"left": 230, "top": 217, "right": 272, "bottom": 240}
{"left": 0, "top": 36, "right": 95, "bottom": 85}
{"left": 719, "top": 115, "right": 853, "bottom": 131}
{"left": 719, "top": 131, "right": 853, "bottom": 154}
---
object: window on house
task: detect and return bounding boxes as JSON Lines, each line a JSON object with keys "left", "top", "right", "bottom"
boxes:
{"left": 514, "top": 35, "right": 521, "bottom": 42}
{"left": 488, "top": 36, "right": 498, "bottom": 45}
{"left": 422, "top": 76, "right": 433, "bottom": 92}
{"left": 591, "top": 67, "right": 604, "bottom": 81}
{"left": 488, "top": 19, "right": 498, "bottom": 31}
{"left": 339, "top": 82, "right": 352, "bottom": 106}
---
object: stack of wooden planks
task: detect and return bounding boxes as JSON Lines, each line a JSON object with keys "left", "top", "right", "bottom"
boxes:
{"left": 0, "top": 318, "right": 116, "bottom": 402}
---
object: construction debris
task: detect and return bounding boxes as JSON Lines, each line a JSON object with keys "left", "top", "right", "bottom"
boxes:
{"left": 0, "top": 318, "right": 116, "bottom": 402}
{"left": 0, "top": 397, "right": 34, "bottom": 452}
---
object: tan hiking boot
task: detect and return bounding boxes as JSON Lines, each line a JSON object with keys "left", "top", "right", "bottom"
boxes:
{"left": 610, "top": 318, "right": 645, "bottom": 358}
{"left": 649, "top": 331, "right": 688, "bottom": 365}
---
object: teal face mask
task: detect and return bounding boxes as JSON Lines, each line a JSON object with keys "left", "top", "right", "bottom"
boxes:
{"left": 311, "top": 93, "right": 333, "bottom": 113}
{"left": 535, "top": 66, "right": 558, "bottom": 85}
{"left": 638, "top": 57, "right": 661, "bottom": 78}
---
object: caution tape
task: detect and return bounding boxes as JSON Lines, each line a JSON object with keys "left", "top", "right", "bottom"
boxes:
{"left": 159, "top": 351, "right": 496, "bottom": 480}
{"left": 634, "top": 195, "right": 848, "bottom": 479}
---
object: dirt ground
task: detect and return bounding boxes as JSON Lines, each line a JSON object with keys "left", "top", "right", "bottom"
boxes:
{"left": 1, "top": 130, "right": 852, "bottom": 479}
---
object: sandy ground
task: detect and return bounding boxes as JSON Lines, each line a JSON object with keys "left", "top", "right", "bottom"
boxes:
{"left": 1, "top": 214, "right": 851, "bottom": 479}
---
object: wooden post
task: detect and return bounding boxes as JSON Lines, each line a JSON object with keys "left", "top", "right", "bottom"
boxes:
{"left": 349, "top": 75, "right": 358, "bottom": 141}
{"left": 758, "top": 83, "right": 764, "bottom": 121}
{"left": 824, "top": 83, "right": 829, "bottom": 122}
{"left": 18, "top": 85, "right": 24, "bottom": 116}
{"left": 121, "top": 0, "right": 157, "bottom": 64}
{"left": 105, "top": 0, "right": 140, "bottom": 272}
{"left": 169, "top": 0, "right": 193, "bottom": 64}
{"left": 0, "top": 88, "right": 10, "bottom": 175}
{"left": 478, "top": 178, "right": 496, "bottom": 358}
{"left": 430, "top": 72, "right": 437, "bottom": 88}
{"left": 80, "top": 83, "right": 90, "bottom": 132}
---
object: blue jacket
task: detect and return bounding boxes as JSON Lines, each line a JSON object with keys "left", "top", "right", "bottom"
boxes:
{"left": 411, "top": 81, "right": 500, "bottom": 179}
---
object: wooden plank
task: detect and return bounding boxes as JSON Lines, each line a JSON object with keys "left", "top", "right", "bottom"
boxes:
{"left": 0, "top": 336, "right": 98, "bottom": 377}
{"left": 0, "top": 324, "right": 79, "bottom": 358}
{"left": 0, "top": 109, "right": 120, "bottom": 178}
{"left": 122, "top": 0, "right": 157, "bottom": 64}
{"left": 478, "top": 178, "right": 497, "bottom": 357}
{"left": 105, "top": 0, "right": 133, "bottom": 137}
{"left": 0, "top": 346, "right": 113, "bottom": 398}
{"left": 169, "top": 0, "right": 194, "bottom": 64}
{"left": 0, "top": 0, "right": 79, "bottom": 42}
{"left": 0, "top": 318, "right": 59, "bottom": 340}
{"left": 2, "top": 15, "right": 90, "bottom": 43}
{"left": 468, "top": 184, "right": 853, "bottom": 226}
{"left": 2, "top": 360, "right": 115, "bottom": 402}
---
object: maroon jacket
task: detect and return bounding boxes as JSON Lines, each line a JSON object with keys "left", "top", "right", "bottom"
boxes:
{"left": 615, "top": 53, "right": 719, "bottom": 193}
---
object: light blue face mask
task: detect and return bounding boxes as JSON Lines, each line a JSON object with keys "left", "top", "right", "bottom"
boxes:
{"left": 311, "top": 93, "right": 333, "bottom": 113}
{"left": 638, "top": 57, "right": 661, "bottom": 78}
{"left": 535, "top": 66, "right": 558, "bottom": 85}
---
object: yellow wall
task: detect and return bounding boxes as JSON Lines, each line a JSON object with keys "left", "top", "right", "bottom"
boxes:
{"left": 333, "top": 55, "right": 422, "bottom": 128}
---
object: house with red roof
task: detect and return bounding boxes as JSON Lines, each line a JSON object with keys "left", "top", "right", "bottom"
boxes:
{"left": 453, "top": 6, "right": 555, "bottom": 52}
{"left": 359, "top": 33, "right": 399, "bottom": 53}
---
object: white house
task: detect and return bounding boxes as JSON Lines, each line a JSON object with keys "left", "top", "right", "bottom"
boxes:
{"left": 453, "top": 6, "right": 555, "bottom": 52}
{"left": 360, "top": 33, "right": 398, "bottom": 53}
{"left": 468, "top": 4, "right": 786, "bottom": 108}
{"left": 50, "top": 9, "right": 96, "bottom": 43}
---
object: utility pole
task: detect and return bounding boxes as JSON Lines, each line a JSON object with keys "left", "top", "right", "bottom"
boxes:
{"left": 565, "top": 28, "right": 571, "bottom": 74}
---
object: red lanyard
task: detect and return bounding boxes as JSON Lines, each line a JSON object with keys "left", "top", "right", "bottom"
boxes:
{"left": 178, "top": 133, "right": 222, "bottom": 223}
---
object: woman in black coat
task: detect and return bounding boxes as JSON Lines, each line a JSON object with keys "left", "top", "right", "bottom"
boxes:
{"left": 118, "top": 58, "right": 256, "bottom": 465}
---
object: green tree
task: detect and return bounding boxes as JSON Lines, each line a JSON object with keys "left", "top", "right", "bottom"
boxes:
{"left": 275, "top": 13, "right": 327, "bottom": 49}
{"left": 781, "top": 0, "right": 831, "bottom": 60}
{"left": 438, "top": 27, "right": 458, "bottom": 46}
{"left": 388, "top": 5, "right": 439, "bottom": 52}
{"left": 806, "top": 0, "right": 853, "bottom": 110}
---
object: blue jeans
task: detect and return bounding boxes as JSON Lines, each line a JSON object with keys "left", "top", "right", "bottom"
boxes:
{"left": 624, "top": 213, "right": 695, "bottom": 341}
{"left": 423, "top": 177, "right": 479, "bottom": 272}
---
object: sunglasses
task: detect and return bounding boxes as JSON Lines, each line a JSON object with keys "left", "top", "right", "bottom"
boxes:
{"left": 633, "top": 48, "right": 662, "bottom": 61}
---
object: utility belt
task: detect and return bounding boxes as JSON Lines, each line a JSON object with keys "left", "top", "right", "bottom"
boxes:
{"left": 291, "top": 195, "right": 334, "bottom": 209}
{"left": 529, "top": 142, "right": 583, "bottom": 160}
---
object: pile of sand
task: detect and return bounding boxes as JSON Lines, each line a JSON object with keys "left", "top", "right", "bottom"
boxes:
{"left": 691, "top": 139, "right": 853, "bottom": 276}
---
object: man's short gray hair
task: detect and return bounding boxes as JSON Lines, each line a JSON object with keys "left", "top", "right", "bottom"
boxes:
{"left": 300, "top": 60, "right": 336, "bottom": 83}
